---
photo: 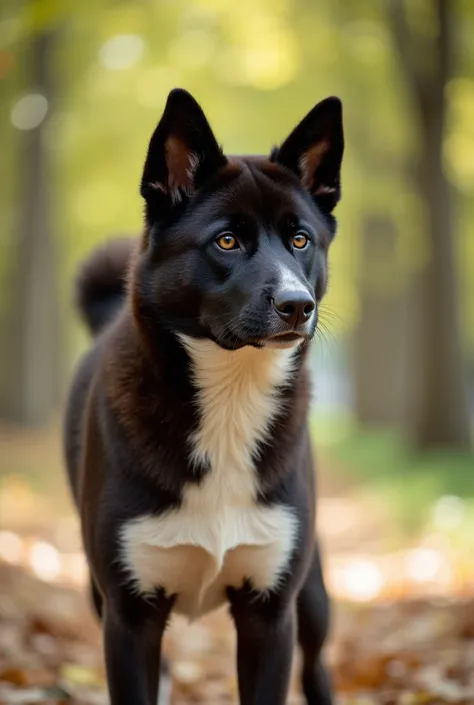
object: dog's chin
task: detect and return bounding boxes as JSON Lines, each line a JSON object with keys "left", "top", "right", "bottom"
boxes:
{"left": 264, "top": 337, "right": 305, "bottom": 350}
{"left": 210, "top": 329, "right": 310, "bottom": 351}
{"left": 261, "top": 332, "right": 308, "bottom": 349}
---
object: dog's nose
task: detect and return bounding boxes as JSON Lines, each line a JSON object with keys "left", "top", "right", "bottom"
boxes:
{"left": 273, "top": 290, "right": 315, "bottom": 327}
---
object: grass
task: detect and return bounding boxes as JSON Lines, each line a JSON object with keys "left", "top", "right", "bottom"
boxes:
{"left": 311, "top": 411, "right": 474, "bottom": 541}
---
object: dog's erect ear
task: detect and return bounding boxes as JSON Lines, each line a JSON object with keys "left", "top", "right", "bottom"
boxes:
{"left": 140, "top": 89, "right": 227, "bottom": 210}
{"left": 271, "top": 97, "right": 344, "bottom": 214}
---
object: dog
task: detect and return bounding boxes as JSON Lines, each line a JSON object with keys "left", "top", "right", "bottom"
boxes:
{"left": 63, "top": 88, "right": 344, "bottom": 705}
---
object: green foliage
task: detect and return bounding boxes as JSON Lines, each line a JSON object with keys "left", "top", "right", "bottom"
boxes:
{"left": 1, "top": 0, "right": 474, "bottom": 359}
{"left": 313, "top": 412, "right": 474, "bottom": 537}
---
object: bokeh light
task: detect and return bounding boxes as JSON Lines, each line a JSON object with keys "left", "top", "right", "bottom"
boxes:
{"left": 99, "top": 34, "right": 145, "bottom": 70}
{"left": 10, "top": 93, "right": 48, "bottom": 130}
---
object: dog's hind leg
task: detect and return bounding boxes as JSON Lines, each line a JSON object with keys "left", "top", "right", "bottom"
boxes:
{"left": 297, "top": 547, "right": 333, "bottom": 705}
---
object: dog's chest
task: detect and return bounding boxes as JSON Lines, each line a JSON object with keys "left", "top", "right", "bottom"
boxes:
{"left": 120, "top": 341, "right": 298, "bottom": 620}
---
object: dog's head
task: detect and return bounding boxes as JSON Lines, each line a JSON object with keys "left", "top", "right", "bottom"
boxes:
{"left": 134, "top": 89, "right": 344, "bottom": 350}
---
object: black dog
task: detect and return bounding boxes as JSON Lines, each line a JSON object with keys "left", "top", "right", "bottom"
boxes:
{"left": 64, "top": 88, "right": 344, "bottom": 705}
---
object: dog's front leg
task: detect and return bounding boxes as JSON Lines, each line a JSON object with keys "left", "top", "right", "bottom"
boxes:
{"left": 229, "top": 586, "right": 296, "bottom": 705}
{"left": 103, "top": 593, "right": 172, "bottom": 705}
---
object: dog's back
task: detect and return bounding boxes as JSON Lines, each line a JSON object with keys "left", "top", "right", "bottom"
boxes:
{"left": 63, "top": 238, "right": 133, "bottom": 504}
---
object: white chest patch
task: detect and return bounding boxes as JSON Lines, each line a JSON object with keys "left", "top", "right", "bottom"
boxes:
{"left": 120, "top": 338, "right": 299, "bottom": 620}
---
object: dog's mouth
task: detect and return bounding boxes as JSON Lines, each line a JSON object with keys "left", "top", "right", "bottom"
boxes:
{"left": 263, "top": 331, "right": 307, "bottom": 349}
{"left": 241, "top": 330, "right": 308, "bottom": 349}
{"left": 269, "top": 331, "right": 304, "bottom": 342}
{"left": 212, "top": 325, "right": 312, "bottom": 351}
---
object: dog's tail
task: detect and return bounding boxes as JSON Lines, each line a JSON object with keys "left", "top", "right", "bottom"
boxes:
{"left": 75, "top": 237, "right": 135, "bottom": 336}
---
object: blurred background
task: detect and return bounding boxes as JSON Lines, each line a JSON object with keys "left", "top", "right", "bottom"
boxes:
{"left": 0, "top": 0, "right": 473, "bottom": 703}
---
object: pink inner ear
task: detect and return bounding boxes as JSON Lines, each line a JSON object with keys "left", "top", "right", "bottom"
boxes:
{"left": 165, "top": 137, "right": 198, "bottom": 197}
{"left": 299, "top": 139, "right": 330, "bottom": 193}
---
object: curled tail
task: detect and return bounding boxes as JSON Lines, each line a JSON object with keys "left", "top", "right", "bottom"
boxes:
{"left": 75, "top": 237, "right": 136, "bottom": 335}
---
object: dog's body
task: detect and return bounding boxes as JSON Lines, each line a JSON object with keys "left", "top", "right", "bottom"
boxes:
{"left": 64, "top": 89, "right": 343, "bottom": 705}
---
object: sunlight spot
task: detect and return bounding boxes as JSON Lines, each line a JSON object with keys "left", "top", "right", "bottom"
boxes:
{"left": 11, "top": 93, "right": 48, "bottom": 130}
{"left": 179, "top": 5, "right": 218, "bottom": 33}
{"left": 432, "top": 495, "right": 465, "bottom": 531}
{"left": 0, "top": 531, "right": 23, "bottom": 564}
{"left": 405, "top": 548, "right": 441, "bottom": 583}
{"left": 99, "top": 34, "right": 145, "bottom": 70}
{"left": 172, "top": 661, "right": 203, "bottom": 685}
{"left": 346, "top": 21, "right": 388, "bottom": 65}
{"left": 337, "top": 557, "right": 384, "bottom": 602}
{"left": 168, "top": 29, "right": 215, "bottom": 69}
{"left": 213, "top": 47, "right": 246, "bottom": 86}
{"left": 241, "top": 21, "right": 299, "bottom": 90}
{"left": 217, "top": 17, "right": 299, "bottom": 89}
{"left": 28, "top": 541, "right": 61, "bottom": 582}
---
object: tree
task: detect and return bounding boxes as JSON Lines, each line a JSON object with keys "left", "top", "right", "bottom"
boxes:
{"left": 352, "top": 214, "right": 409, "bottom": 427}
{"left": 4, "top": 18, "right": 61, "bottom": 425}
{"left": 386, "top": 0, "right": 471, "bottom": 449}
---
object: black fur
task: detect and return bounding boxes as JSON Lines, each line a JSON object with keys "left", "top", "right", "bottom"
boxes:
{"left": 63, "top": 88, "right": 344, "bottom": 705}
{"left": 75, "top": 237, "right": 133, "bottom": 335}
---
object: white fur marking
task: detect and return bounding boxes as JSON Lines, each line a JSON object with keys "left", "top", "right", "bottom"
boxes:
{"left": 121, "top": 340, "right": 299, "bottom": 620}
{"left": 277, "top": 263, "right": 308, "bottom": 295}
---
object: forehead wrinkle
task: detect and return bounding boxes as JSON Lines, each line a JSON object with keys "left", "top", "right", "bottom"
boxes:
{"left": 248, "top": 163, "right": 310, "bottom": 227}
{"left": 198, "top": 167, "right": 261, "bottom": 222}
{"left": 252, "top": 163, "right": 331, "bottom": 238}
{"left": 193, "top": 158, "right": 328, "bottom": 238}
{"left": 220, "top": 161, "right": 292, "bottom": 226}
{"left": 233, "top": 161, "right": 267, "bottom": 214}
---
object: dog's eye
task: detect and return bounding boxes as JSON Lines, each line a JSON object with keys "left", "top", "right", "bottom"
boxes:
{"left": 293, "top": 232, "right": 309, "bottom": 249}
{"left": 216, "top": 233, "right": 239, "bottom": 250}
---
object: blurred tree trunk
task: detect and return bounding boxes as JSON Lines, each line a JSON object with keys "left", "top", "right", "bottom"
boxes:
{"left": 387, "top": 0, "right": 471, "bottom": 449}
{"left": 353, "top": 214, "right": 408, "bottom": 426}
{"left": 2, "top": 23, "right": 61, "bottom": 425}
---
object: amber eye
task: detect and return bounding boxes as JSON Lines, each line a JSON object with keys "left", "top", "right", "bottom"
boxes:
{"left": 216, "top": 233, "right": 238, "bottom": 250}
{"left": 293, "top": 232, "right": 309, "bottom": 249}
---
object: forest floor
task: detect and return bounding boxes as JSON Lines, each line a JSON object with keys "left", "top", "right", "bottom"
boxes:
{"left": 1, "top": 423, "right": 474, "bottom": 704}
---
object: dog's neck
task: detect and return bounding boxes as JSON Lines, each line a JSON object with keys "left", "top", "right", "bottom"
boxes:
{"left": 178, "top": 336, "right": 300, "bottom": 402}
{"left": 178, "top": 335, "right": 300, "bottom": 473}
{"left": 178, "top": 335, "right": 297, "bottom": 380}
